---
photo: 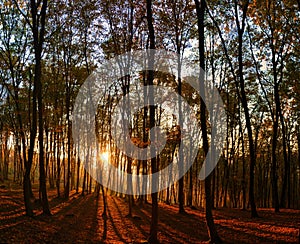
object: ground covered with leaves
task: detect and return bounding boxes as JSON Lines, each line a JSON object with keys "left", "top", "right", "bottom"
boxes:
{"left": 0, "top": 182, "right": 299, "bottom": 243}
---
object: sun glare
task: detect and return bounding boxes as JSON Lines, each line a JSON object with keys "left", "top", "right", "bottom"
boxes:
{"left": 100, "top": 151, "right": 109, "bottom": 162}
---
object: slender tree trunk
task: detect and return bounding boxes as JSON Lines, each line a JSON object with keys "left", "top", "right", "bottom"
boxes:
{"left": 239, "top": 114, "right": 247, "bottom": 210}
{"left": 271, "top": 84, "right": 280, "bottom": 213}
{"left": 127, "top": 157, "right": 133, "bottom": 217}
{"left": 64, "top": 88, "right": 71, "bottom": 199}
{"left": 56, "top": 131, "right": 61, "bottom": 197}
{"left": 34, "top": 0, "right": 51, "bottom": 215}
{"left": 175, "top": 24, "right": 185, "bottom": 214}
{"left": 195, "top": 0, "right": 222, "bottom": 242}
{"left": 146, "top": 0, "right": 158, "bottom": 242}
{"left": 234, "top": 0, "right": 258, "bottom": 217}
{"left": 24, "top": 27, "right": 37, "bottom": 217}
{"left": 215, "top": 165, "right": 219, "bottom": 208}
{"left": 279, "top": 87, "right": 288, "bottom": 209}
{"left": 76, "top": 155, "right": 80, "bottom": 194}
{"left": 101, "top": 184, "right": 107, "bottom": 217}
{"left": 20, "top": 0, "right": 50, "bottom": 216}
{"left": 23, "top": 168, "right": 33, "bottom": 216}
{"left": 287, "top": 136, "right": 291, "bottom": 208}
{"left": 188, "top": 165, "right": 193, "bottom": 207}
{"left": 88, "top": 173, "right": 92, "bottom": 194}
{"left": 82, "top": 169, "right": 86, "bottom": 196}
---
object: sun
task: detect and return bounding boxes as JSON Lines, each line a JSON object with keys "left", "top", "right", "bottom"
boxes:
{"left": 100, "top": 151, "right": 109, "bottom": 162}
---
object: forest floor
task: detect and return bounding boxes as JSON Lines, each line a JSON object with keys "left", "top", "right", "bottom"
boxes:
{"left": 0, "top": 181, "right": 299, "bottom": 243}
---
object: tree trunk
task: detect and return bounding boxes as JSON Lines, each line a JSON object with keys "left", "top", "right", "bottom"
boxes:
{"left": 176, "top": 32, "right": 185, "bottom": 215}
{"left": 20, "top": 0, "right": 50, "bottom": 216}
{"left": 146, "top": 0, "right": 158, "bottom": 242}
{"left": 34, "top": 0, "right": 51, "bottom": 215}
{"left": 82, "top": 169, "right": 86, "bottom": 196}
{"left": 271, "top": 84, "right": 280, "bottom": 212}
{"left": 238, "top": 108, "right": 247, "bottom": 210}
{"left": 76, "top": 155, "right": 80, "bottom": 194}
{"left": 64, "top": 88, "right": 71, "bottom": 199}
{"left": 23, "top": 168, "right": 33, "bottom": 216}
{"left": 195, "top": 0, "right": 222, "bottom": 242}
{"left": 234, "top": 0, "right": 258, "bottom": 217}
{"left": 188, "top": 166, "right": 193, "bottom": 207}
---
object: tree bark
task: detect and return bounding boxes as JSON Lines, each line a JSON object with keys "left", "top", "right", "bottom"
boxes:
{"left": 234, "top": 0, "right": 258, "bottom": 217}
{"left": 20, "top": 0, "right": 50, "bottom": 216}
{"left": 271, "top": 83, "right": 280, "bottom": 212}
{"left": 32, "top": 0, "right": 51, "bottom": 215}
{"left": 146, "top": 0, "right": 158, "bottom": 243}
{"left": 195, "top": 0, "right": 222, "bottom": 242}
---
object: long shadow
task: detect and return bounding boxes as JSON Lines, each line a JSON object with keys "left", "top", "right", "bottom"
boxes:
{"left": 123, "top": 199, "right": 208, "bottom": 243}
{"left": 138, "top": 202, "right": 209, "bottom": 243}
{"left": 98, "top": 195, "right": 108, "bottom": 242}
{"left": 111, "top": 197, "right": 151, "bottom": 242}
{"left": 86, "top": 195, "right": 103, "bottom": 242}
{"left": 0, "top": 187, "right": 100, "bottom": 242}
{"left": 132, "top": 203, "right": 151, "bottom": 224}
{"left": 49, "top": 193, "right": 85, "bottom": 215}
{"left": 218, "top": 223, "right": 296, "bottom": 243}
{"left": 90, "top": 194, "right": 108, "bottom": 242}
{"left": 106, "top": 196, "right": 128, "bottom": 243}
{"left": 102, "top": 214, "right": 107, "bottom": 242}
{"left": 46, "top": 194, "right": 99, "bottom": 243}
{"left": 0, "top": 190, "right": 25, "bottom": 216}
{"left": 213, "top": 208, "right": 299, "bottom": 241}
{"left": 218, "top": 219, "right": 298, "bottom": 243}
{"left": 128, "top": 204, "right": 150, "bottom": 238}
{"left": 0, "top": 214, "right": 29, "bottom": 231}
{"left": 0, "top": 207, "right": 25, "bottom": 218}
{"left": 47, "top": 191, "right": 78, "bottom": 211}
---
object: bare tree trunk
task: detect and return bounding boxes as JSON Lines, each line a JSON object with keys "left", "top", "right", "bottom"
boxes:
{"left": 271, "top": 83, "right": 280, "bottom": 212}
{"left": 82, "top": 169, "right": 86, "bottom": 196}
{"left": 16, "top": 0, "right": 51, "bottom": 216}
{"left": 56, "top": 131, "right": 61, "bottom": 198}
{"left": 195, "top": 0, "right": 222, "bottom": 242}
{"left": 146, "top": 0, "right": 158, "bottom": 243}
{"left": 32, "top": 0, "right": 51, "bottom": 215}
{"left": 64, "top": 87, "right": 71, "bottom": 199}
{"left": 239, "top": 112, "right": 247, "bottom": 210}
{"left": 234, "top": 0, "right": 258, "bottom": 217}
{"left": 279, "top": 81, "right": 289, "bottom": 209}
{"left": 188, "top": 166, "right": 193, "bottom": 207}
{"left": 76, "top": 155, "right": 80, "bottom": 194}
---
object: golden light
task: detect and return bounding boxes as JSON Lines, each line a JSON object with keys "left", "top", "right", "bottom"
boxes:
{"left": 100, "top": 151, "right": 109, "bottom": 162}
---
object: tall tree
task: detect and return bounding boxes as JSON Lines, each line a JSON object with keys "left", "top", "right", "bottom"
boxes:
{"left": 206, "top": 0, "right": 259, "bottom": 217}
{"left": 146, "top": 0, "right": 158, "bottom": 242}
{"left": 233, "top": 0, "right": 258, "bottom": 217}
{"left": 248, "top": 0, "right": 298, "bottom": 210}
{"left": 195, "top": 0, "right": 222, "bottom": 242}
{"left": 30, "top": 0, "right": 51, "bottom": 215}
{"left": 0, "top": 2, "right": 31, "bottom": 190}
{"left": 13, "top": 0, "right": 50, "bottom": 215}
{"left": 158, "top": 0, "right": 195, "bottom": 214}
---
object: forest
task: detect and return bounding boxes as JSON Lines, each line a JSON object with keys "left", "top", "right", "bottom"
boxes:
{"left": 0, "top": 0, "right": 299, "bottom": 243}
